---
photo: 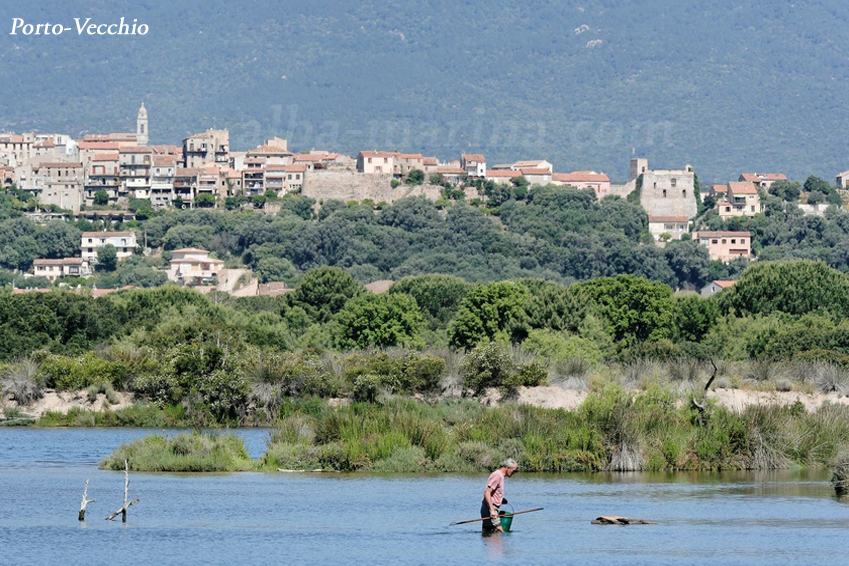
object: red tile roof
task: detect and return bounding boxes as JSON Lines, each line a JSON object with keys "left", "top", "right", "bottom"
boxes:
{"left": 648, "top": 215, "right": 690, "bottom": 222}
{"left": 463, "top": 154, "right": 486, "bottom": 163}
{"left": 485, "top": 170, "right": 521, "bottom": 178}
{"left": 693, "top": 231, "right": 751, "bottom": 238}
{"left": 728, "top": 181, "right": 758, "bottom": 195}
{"left": 554, "top": 171, "right": 610, "bottom": 183}
{"left": 81, "top": 231, "right": 134, "bottom": 238}
{"left": 92, "top": 154, "right": 119, "bottom": 162}
{"left": 518, "top": 168, "right": 552, "bottom": 176}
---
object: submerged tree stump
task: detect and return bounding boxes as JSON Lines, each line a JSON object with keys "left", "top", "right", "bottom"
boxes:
{"left": 106, "top": 460, "right": 139, "bottom": 522}
{"left": 592, "top": 516, "right": 656, "bottom": 525}
{"left": 832, "top": 451, "right": 849, "bottom": 497}
{"left": 78, "top": 479, "right": 96, "bottom": 521}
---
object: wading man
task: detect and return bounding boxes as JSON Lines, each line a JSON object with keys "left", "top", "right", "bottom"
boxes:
{"left": 480, "top": 458, "right": 518, "bottom": 534}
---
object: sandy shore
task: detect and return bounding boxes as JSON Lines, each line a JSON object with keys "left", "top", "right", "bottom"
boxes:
{"left": 2, "top": 389, "right": 135, "bottom": 418}
{"left": 3, "top": 385, "right": 848, "bottom": 419}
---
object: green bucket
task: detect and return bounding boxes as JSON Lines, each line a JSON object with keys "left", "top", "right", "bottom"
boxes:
{"left": 499, "top": 504, "right": 514, "bottom": 532}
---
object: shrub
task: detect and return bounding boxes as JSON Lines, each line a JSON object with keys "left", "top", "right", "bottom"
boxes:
{"left": 461, "top": 342, "right": 515, "bottom": 395}
{"left": 1, "top": 359, "right": 42, "bottom": 405}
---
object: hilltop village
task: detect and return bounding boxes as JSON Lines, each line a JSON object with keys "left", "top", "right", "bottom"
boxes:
{"left": 1, "top": 104, "right": 846, "bottom": 294}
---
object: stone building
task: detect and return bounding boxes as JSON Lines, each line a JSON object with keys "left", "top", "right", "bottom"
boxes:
{"left": 631, "top": 158, "right": 697, "bottom": 222}
{"left": 183, "top": 129, "right": 229, "bottom": 168}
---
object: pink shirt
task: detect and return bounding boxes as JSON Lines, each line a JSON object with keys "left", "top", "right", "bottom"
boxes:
{"left": 484, "top": 469, "right": 505, "bottom": 506}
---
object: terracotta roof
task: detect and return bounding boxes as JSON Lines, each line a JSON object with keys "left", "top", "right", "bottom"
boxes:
{"left": 554, "top": 171, "right": 610, "bottom": 183}
{"left": 514, "top": 160, "right": 548, "bottom": 167}
{"left": 33, "top": 258, "right": 84, "bottom": 266}
{"left": 34, "top": 139, "right": 55, "bottom": 148}
{"left": 286, "top": 164, "right": 307, "bottom": 172}
{"left": 728, "top": 181, "right": 758, "bottom": 195}
{"left": 423, "top": 157, "right": 439, "bottom": 166}
{"left": 739, "top": 173, "right": 760, "bottom": 182}
{"left": 171, "top": 248, "right": 213, "bottom": 254}
{"left": 437, "top": 166, "right": 465, "bottom": 174}
{"left": 399, "top": 154, "right": 424, "bottom": 160}
{"left": 78, "top": 142, "right": 122, "bottom": 150}
{"left": 92, "top": 154, "right": 119, "bottom": 162}
{"left": 359, "top": 151, "right": 396, "bottom": 158}
{"left": 518, "top": 168, "right": 552, "bottom": 176}
{"left": 152, "top": 155, "right": 178, "bottom": 165}
{"left": 248, "top": 144, "right": 292, "bottom": 155}
{"left": 648, "top": 216, "right": 690, "bottom": 222}
{"left": 712, "top": 280, "right": 738, "bottom": 288}
{"left": 710, "top": 183, "right": 727, "bottom": 193}
{"left": 463, "top": 154, "right": 486, "bottom": 163}
{"left": 762, "top": 173, "right": 787, "bottom": 181}
{"left": 485, "top": 170, "right": 521, "bottom": 178}
{"left": 693, "top": 231, "right": 751, "bottom": 238}
{"left": 35, "top": 162, "right": 83, "bottom": 169}
{"left": 120, "top": 146, "right": 154, "bottom": 154}
{"left": 82, "top": 231, "right": 135, "bottom": 238}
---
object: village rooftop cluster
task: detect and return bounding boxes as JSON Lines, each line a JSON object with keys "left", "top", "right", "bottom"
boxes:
{"left": 2, "top": 104, "right": 843, "bottom": 289}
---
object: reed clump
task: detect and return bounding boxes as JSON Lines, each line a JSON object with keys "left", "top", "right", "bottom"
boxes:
{"left": 100, "top": 432, "right": 253, "bottom": 472}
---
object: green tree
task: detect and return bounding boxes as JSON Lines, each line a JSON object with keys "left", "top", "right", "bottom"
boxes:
{"left": 574, "top": 275, "right": 675, "bottom": 345}
{"left": 336, "top": 292, "right": 424, "bottom": 349}
{"left": 255, "top": 256, "right": 297, "bottom": 284}
{"left": 195, "top": 193, "right": 216, "bottom": 208}
{"left": 96, "top": 244, "right": 118, "bottom": 272}
{"left": 388, "top": 274, "right": 471, "bottom": 327}
{"left": 407, "top": 169, "right": 425, "bottom": 185}
{"left": 289, "top": 266, "right": 363, "bottom": 322}
{"left": 449, "top": 281, "right": 530, "bottom": 348}
{"left": 673, "top": 294, "right": 720, "bottom": 343}
{"left": 93, "top": 190, "right": 109, "bottom": 206}
{"left": 718, "top": 260, "right": 849, "bottom": 317}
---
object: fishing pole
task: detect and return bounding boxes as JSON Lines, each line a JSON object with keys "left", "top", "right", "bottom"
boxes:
{"left": 449, "top": 507, "right": 544, "bottom": 526}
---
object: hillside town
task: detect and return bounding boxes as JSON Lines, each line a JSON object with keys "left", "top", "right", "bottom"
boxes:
{"left": 2, "top": 104, "right": 846, "bottom": 295}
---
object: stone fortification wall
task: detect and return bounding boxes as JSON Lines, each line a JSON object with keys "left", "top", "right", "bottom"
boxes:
{"left": 639, "top": 170, "right": 697, "bottom": 219}
{"left": 303, "top": 170, "right": 442, "bottom": 203}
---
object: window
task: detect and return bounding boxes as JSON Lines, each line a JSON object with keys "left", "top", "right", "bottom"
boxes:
{"left": 662, "top": 189, "right": 667, "bottom": 198}
{"left": 741, "top": 239, "right": 747, "bottom": 244}
{"left": 368, "top": 158, "right": 372, "bottom": 164}
{"left": 722, "top": 239, "right": 727, "bottom": 244}
{"left": 712, "top": 239, "right": 718, "bottom": 244}
{"left": 731, "top": 239, "right": 736, "bottom": 244}
{"left": 682, "top": 190, "right": 687, "bottom": 198}
{"left": 671, "top": 178, "right": 677, "bottom": 187}
{"left": 725, "top": 207, "right": 731, "bottom": 212}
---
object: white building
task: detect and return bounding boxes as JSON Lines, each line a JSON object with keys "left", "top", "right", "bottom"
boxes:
{"left": 168, "top": 248, "right": 224, "bottom": 283}
{"left": 81, "top": 231, "right": 137, "bottom": 263}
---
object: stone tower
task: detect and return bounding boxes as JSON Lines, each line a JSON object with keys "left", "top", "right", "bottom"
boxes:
{"left": 137, "top": 102, "right": 149, "bottom": 146}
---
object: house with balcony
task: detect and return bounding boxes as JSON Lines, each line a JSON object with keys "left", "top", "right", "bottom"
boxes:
{"left": 182, "top": 129, "right": 229, "bottom": 168}
{"left": 739, "top": 173, "right": 787, "bottom": 190}
{"left": 648, "top": 216, "right": 690, "bottom": 241}
{"left": 119, "top": 147, "right": 153, "bottom": 200}
{"left": 81, "top": 231, "right": 137, "bottom": 263}
{"left": 85, "top": 153, "right": 121, "bottom": 206}
{"left": 717, "top": 181, "right": 762, "bottom": 218}
{"left": 461, "top": 154, "right": 486, "bottom": 178}
{"left": 150, "top": 154, "right": 178, "bottom": 209}
{"left": 168, "top": 248, "right": 224, "bottom": 284}
{"left": 32, "top": 258, "right": 90, "bottom": 281}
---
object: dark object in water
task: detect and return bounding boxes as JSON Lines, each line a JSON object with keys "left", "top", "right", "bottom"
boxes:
{"left": 592, "top": 516, "right": 656, "bottom": 525}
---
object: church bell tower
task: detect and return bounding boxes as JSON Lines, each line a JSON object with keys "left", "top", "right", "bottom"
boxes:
{"left": 137, "top": 102, "right": 149, "bottom": 146}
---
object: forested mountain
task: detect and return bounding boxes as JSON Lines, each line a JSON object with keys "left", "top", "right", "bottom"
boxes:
{"left": 2, "top": 1, "right": 849, "bottom": 182}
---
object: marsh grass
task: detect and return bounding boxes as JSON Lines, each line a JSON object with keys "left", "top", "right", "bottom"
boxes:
{"left": 1, "top": 359, "right": 42, "bottom": 405}
{"left": 100, "top": 432, "right": 253, "bottom": 472}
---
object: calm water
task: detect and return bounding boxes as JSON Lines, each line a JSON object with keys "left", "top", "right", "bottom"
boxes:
{"left": 2, "top": 428, "right": 849, "bottom": 566}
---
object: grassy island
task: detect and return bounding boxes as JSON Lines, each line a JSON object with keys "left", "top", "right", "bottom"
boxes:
{"left": 100, "top": 391, "right": 849, "bottom": 473}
